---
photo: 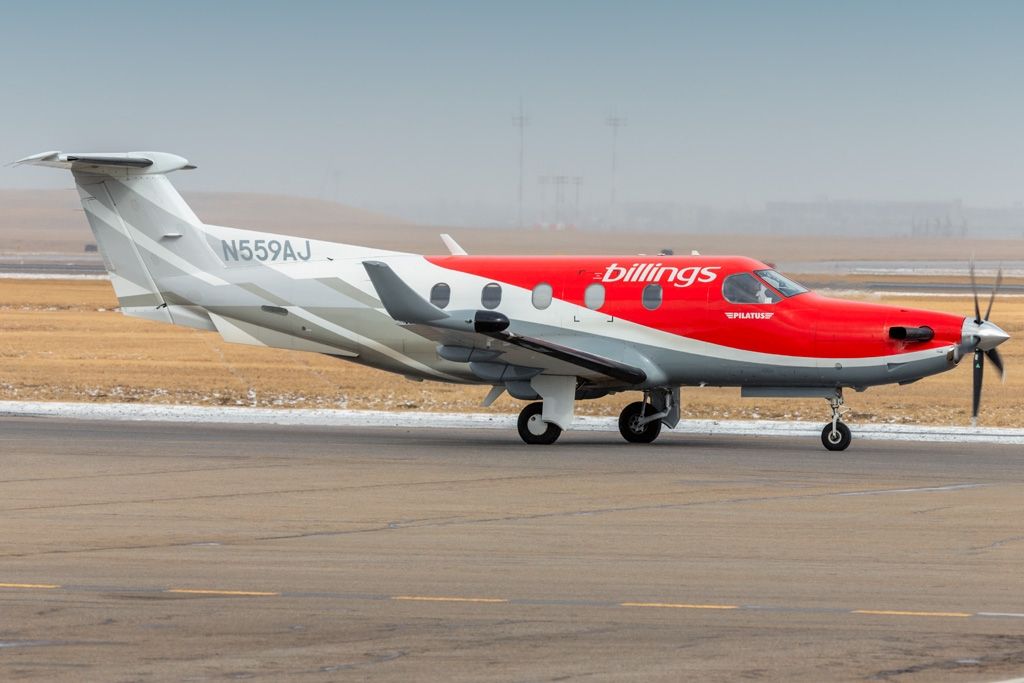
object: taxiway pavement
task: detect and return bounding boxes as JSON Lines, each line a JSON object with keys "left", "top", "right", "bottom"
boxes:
{"left": 1, "top": 417, "right": 1023, "bottom": 681}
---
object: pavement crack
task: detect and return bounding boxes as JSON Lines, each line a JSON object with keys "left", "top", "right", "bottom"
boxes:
{"left": 0, "top": 471, "right": 603, "bottom": 514}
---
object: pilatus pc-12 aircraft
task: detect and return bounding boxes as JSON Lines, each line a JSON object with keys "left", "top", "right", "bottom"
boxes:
{"left": 18, "top": 150, "right": 1011, "bottom": 450}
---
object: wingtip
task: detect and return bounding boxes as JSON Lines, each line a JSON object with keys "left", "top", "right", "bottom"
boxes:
{"left": 11, "top": 150, "right": 61, "bottom": 166}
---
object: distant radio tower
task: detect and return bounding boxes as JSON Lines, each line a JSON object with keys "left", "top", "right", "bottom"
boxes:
{"left": 553, "top": 175, "right": 569, "bottom": 225}
{"left": 513, "top": 98, "right": 529, "bottom": 228}
{"left": 572, "top": 176, "right": 583, "bottom": 226}
{"left": 538, "top": 175, "right": 550, "bottom": 224}
{"left": 606, "top": 114, "right": 627, "bottom": 207}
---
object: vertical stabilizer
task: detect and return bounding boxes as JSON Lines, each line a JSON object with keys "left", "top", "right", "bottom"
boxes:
{"left": 17, "top": 151, "right": 217, "bottom": 326}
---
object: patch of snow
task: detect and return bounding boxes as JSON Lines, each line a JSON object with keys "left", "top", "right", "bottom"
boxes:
{"left": 1, "top": 400, "right": 1023, "bottom": 445}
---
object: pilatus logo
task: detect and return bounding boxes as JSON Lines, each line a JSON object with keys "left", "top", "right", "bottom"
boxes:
{"left": 599, "top": 263, "right": 720, "bottom": 288}
{"left": 725, "top": 312, "right": 774, "bottom": 320}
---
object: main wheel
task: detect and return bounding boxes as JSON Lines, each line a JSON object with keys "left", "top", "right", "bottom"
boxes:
{"left": 618, "top": 401, "right": 663, "bottom": 443}
{"left": 517, "top": 402, "right": 562, "bottom": 445}
{"left": 821, "top": 421, "right": 852, "bottom": 451}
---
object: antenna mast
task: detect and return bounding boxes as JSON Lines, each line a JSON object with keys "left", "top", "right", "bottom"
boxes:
{"left": 513, "top": 98, "right": 529, "bottom": 228}
{"left": 606, "top": 113, "right": 627, "bottom": 208}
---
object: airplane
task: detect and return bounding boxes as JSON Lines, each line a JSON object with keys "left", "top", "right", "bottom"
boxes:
{"left": 16, "top": 150, "right": 1011, "bottom": 451}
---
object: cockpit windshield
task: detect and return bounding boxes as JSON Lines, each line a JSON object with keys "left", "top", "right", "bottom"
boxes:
{"left": 722, "top": 273, "right": 781, "bottom": 304}
{"left": 754, "top": 270, "right": 808, "bottom": 298}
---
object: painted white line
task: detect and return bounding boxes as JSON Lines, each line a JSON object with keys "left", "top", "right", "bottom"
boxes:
{"left": 977, "top": 612, "right": 1024, "bottom": 619}
{"left": 1, "top": 401, "right": 1023, "bottom": 445}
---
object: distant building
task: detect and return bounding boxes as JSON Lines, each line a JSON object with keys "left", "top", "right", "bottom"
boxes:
{"left": 765, "top": 200, "right": 967, "bottom": 237}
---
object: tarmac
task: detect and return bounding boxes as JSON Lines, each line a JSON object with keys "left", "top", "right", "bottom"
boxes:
{"left": 2, "top": 416, "right": 1024, "bottom": 681}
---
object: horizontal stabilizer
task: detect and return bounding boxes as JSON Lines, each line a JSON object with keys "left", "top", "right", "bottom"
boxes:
{"left": 14, "top": 150, "right": 195, "bottom": 175}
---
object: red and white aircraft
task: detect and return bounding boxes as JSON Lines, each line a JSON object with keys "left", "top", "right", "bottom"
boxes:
{"left": 18, "top": 150, "right": 1011, "bottom": 450}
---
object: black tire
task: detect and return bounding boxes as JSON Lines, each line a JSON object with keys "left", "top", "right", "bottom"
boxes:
{"left": 821, "top": 421, "right": 852, "bottom": 451}
{"left": 618, "top": 401, "right": 663, "bottom": 443}
{"left": 517, "top": 402, "right": 562, "bottom": 445}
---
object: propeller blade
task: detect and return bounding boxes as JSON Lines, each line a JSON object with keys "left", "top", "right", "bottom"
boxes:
{"left": 986, "top": 347, "right": 1005, "bottom": 380}
{"left": 972, "top": 349, "right": 984, "bottom": 421}
{"left": 983, "top": 266, "right": 1003, "bottom": 321}
{"left": 969, "top": 259, "right": 981, "bottom": 324}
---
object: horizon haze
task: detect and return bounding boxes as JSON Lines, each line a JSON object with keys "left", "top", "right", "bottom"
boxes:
{"left": 3, "top": 1, "right": 1024, "bottom": 229}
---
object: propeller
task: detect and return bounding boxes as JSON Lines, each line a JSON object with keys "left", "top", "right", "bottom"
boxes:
{"left": 967, "top": 260, "right": 1008, "bottom": 425}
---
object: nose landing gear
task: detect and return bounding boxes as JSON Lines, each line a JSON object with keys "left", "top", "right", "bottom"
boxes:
{"left": 821, "top": 392, "right": 852, "bottom": 451}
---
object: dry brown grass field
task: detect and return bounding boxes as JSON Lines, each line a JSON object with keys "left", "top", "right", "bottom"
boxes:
{"left": 1, "top": 278, "right": 1021, "bottom": 428}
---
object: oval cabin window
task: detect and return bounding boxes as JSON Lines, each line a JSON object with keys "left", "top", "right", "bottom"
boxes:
{"left": 642, "top": 283, "right": 662, "bottom": 310}
{"left": 532, "top": 282, "right": 553, "bottom": 309}
{"left": 584, "top": 283, "right": 605, "bottom": 310}
{"left": 481, "top": 282, "right": 502, "bottom": 309}
{"left": 430, "top": 282, "right": 451, "bottom": 309}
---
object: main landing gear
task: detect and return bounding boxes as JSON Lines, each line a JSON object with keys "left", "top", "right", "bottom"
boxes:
{"left": 821, "top": 392, "right": 852, "bottom": 451}
{"left": 517, "top": 402, "right": 562, "bottom": 445}
{"left": 618, "top": 401, "right": 663, "bottom": 443}
{"left": 515, "top": 387, "right": 678, "bottom": 445}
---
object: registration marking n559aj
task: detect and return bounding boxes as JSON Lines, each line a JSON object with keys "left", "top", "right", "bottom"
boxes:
{"left": 0, "top": 582, "right": 60, "bottom": 589}
{"left": 852, "top": 609, "right": 971, "bottom": 618}
{"left": 392, "top": 595, "right": 508, "bottom": 603}
{"left": 166, "top": 589, "right": 279, "bottom": 597}
{"left": 621, "top": 602, "right": 739, "bottom": 610}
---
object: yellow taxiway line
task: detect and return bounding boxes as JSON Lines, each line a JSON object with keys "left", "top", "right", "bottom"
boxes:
{"left": 392, "top": 595, "right": 508, "bottom": 603}
{"left": 621, "top": 602, "right": 739, "bottom": 610}
{"left": 852, "top": 609, "right": 972, "bottom": 618}
{"left": 166, "top": 588, "right": 280, "bottom": 597}
{"left": 0, "top": 580, "right": 1006, "bottom": 620}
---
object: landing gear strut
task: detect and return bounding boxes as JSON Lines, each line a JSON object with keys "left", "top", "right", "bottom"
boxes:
{"left": 517, "top": 402, "right": 562, "bottom": 445}
{"left": 821, "top": 392, "right": 852, "bottom": 451}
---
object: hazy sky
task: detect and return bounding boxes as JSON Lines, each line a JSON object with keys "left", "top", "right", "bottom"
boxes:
{"left": 3, "top": 1, "right": 1024, "bottom": 212}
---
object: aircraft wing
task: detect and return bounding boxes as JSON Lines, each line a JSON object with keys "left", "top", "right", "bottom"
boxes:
{"left": 363, "top": 261, "right": 647, "bottom": 386}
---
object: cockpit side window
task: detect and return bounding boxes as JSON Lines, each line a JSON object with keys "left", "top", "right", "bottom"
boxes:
{"left": 754, "top": 269, "right": 808, "bottom": 298}
{"left": 722, "top": 273, "right": 781, "bottom": 304}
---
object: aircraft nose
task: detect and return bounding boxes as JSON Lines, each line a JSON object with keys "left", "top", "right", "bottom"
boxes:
{"left": 963, "top": 318, "right": 1010, "bottom": 351}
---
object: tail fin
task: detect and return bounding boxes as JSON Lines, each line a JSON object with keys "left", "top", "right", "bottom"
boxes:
{"left": 16, "top": 151, "right": 219, "bottom": 326}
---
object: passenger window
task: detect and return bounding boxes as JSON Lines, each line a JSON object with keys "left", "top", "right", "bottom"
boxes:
{"left": 481, "top": 282, "right": 502, "bottom": 309}
{"left": 532, "top": 282, "right": 553, "bottom": 310}
{"left": 430, "top": 282, "right": 451, "bottom": 309}
{"left": 642, "top": 283, "right": 662, "bottom": 311}
{"left": 584, "top": 283, "right": 605, "bottom": 310}
{"left": 722, "top": 273, "right": 780, "bottom": 304}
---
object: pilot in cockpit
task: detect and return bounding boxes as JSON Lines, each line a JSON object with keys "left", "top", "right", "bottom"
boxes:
{"left": 723, "top": 272, "right": 779, "bottom": 304}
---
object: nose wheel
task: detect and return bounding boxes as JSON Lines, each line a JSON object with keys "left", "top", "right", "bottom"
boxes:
{"left": 821, "top": 421, "right": 852, "bottom": 451}
{"left": 821, "top": 393, "right": 852, "bottom": 451}
{"left": 517, "top": 402, "right": 562, "bottom": 445}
